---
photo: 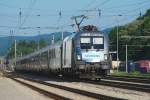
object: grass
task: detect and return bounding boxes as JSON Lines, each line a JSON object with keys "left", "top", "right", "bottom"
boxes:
{"left": 111, "top": 70, "right": 150, "bottom": 78}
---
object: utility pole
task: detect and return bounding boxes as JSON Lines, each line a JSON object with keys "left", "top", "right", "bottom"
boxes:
{"left": 126, "top": 44, "right": 128, "bottom": 73}
{"left": 36, "top": 13, "right": 40, "bottom": 49}
{"left": 19, "top": 8, "right": 22, "bottom": 29}
{"left": 20, "top": 52, "right": 22, "bottom": 57}
{"left": 51, "top": 34, "right": 55, "bottom": 45}
{"left": 116, "top": 14, "right": 122, "bottom": 72}
{"left": 38, "top": 31, "right": 40, "bottom": 50}
{"left": 14, "top": 40, "right": 17, "bottom": 66}
{"left": 61, "top": 31, "right": 64, "bottom": 41}
{"left": 116, "top": 24, "right": 119, "bottom": 72}
{"left": 36, "top": 26, "right": 40, "bottom": 50}
{"left": 98, "top": 9, "right": 101, "bottom": 17}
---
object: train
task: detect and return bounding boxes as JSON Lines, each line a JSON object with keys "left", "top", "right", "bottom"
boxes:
{"left": 15, "top": 25, "right": 111, "bottom": 80}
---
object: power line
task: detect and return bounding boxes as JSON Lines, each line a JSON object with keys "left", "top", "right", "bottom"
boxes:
{"left": 0, "top": 25, "right": 18, "bottom": 28}
{"left": 0, "top": 1, "right": 150, "bottom": 36}
{"left": 0, "top": 0, "right": 149, "bottom": 15}
{"left": 92, "top": 0, "right": 111, "bottom": 10}
{"left": 77, "top": 0, "right": 150, "bottom": 17}
{"left": 118, "top": 2, "right": 150, "bottom": 15}
{"left": 82, "top": 0, "right": 98, "bottom": 10}
{"left": 19, "top": 0, "right": 37, "bottom": 28}
{"left": 103, "top": 0, "right": 150, "bottom": 11}
{"left": 78, "top": 0, "right": 110, "bottom": 13}
{"left": 0, "top": 25, "right": 61, "bottom": 30}
{"left": 0, "top": 11, "right": 141, "bottom": 18}
{"left": 0, "top": 0, "right": 149, "bottom": 18}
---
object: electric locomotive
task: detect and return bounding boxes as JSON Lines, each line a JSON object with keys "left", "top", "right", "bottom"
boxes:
{"left": 72, "top": 25, "right": 111, "bottom": 79}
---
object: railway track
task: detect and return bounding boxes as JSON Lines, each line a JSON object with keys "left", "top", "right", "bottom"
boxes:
{"left": 105, "top": 75, "right": 150, "bottom": 84}
{"left": 87, "top": 79, "right": 150, "bottom": 93}
{"left": 11, "top": 78, "right": 70, "bottom": 100}
{"left": 109, "top": 75, "right": 150, "bottom": 79}
{"left": 9, "top": 72, "right": 150, "bottom": 93}
{"left": 6, "top": 73, "right": 123, "bottom": 100}
{"left": 89, "top": 75, "right": 149, "bottom": 93}
{"left": 59, "top": 75, "right": 150, "bottom": 93}
{"left": 55, "top": 74, "right": 150, "bottom": 93}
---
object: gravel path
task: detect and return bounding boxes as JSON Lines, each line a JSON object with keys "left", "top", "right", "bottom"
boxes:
{"left": 0, "top": 77, "right": 52, "bottom": 100}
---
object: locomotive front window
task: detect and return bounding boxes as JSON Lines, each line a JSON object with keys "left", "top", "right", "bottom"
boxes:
{"left": 80, "top": 37, "right": 91, "bottom": 49}
{"left": 93, "top": 37, "right": 103, "bottom": 44}
{"left": 80, "top": 37, "right": 90, "bottom": 43}
{"left": 93, "top": 37, "right": 104, "bottom": 49}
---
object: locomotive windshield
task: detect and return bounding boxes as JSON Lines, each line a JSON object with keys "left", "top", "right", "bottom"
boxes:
{"left": 80, "top": 36, "right": 104, "bottom": 49}
{"left": 93, "top": 37, "right": 103, "bottom": 44}
{"left": 80, "top": 37, "right": 91, "bottom": 49}
{"left": 93, "top": 37, "right": 104, "bottom": 49}
{"left": 80, "top": 37, "right": 90, "bottom": 43}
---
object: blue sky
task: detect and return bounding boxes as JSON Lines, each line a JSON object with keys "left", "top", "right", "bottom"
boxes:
{"left": 0, "top": 0, "right": 150, "bottom": 36}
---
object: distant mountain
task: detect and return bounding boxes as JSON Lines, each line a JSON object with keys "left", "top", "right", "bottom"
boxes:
{"left": 0, "top": 32, "right": 72, "bottom": 56}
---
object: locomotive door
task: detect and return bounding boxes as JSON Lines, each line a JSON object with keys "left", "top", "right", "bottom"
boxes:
{"left": 62, "top": 39, "right": 72, "bottom": 68}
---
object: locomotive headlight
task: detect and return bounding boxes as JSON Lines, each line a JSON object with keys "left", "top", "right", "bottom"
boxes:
{"left": 77, "top": 55, "right": 81, "bottom": 60}
{"left": 104, "top": 54, "right": 108, "bottom": 60}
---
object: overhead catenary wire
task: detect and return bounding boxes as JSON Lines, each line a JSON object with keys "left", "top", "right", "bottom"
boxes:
{"left": 0, "top": 0, "right": 149, "bottom": 18}
{"left": 0, "top": 0, "right": 149, "bottom": 15}
{"left": 70, "top": 0, "right": 112, "bottom": 30}
{"left": 103, "top": 0, "right": 150, "bottom": 11}
{"left": 0, "top": 0, "right": 150, "bottom": 36}
{"left": 19, "top": 0, "right": 37, "bottom": 28}
{"left": 80, "top": 0, "right": 98, "bottom": 11}
{"left": 92, "top": 0, "right": 111, "bottom": 10}
{"left": 117, "top": 2, "right": 150, "bottom": 15}
{"left": 77, "top": 0, "right": 150, "bottom": 19}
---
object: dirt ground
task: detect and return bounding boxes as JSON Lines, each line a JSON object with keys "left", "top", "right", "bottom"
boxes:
{"left": 0, "top": 74, "right": 53, "bottom": 100}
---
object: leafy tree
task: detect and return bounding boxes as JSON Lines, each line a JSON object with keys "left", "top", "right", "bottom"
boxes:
{"left": 8, "top": 39, "right": 47, "bottom": 59}
{"left": 39, "top": 39, "right": 47, "bottom": 49}
{"left": 109, "top": 9, "right": 150, "bottom": 61}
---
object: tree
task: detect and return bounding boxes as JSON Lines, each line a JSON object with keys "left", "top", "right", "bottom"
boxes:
{"left": 39, "top": 39, "right": 47, "bottom": 49}
{"left": 109, "top": 9, "right": 150, "bottom": 61}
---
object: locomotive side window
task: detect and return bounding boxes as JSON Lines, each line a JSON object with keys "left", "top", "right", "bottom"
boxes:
{"left": 80, "top": 37, "right": 91, "bottom": 49}
{"left": 93, "top": 37, "right": 104, "bottom": 49}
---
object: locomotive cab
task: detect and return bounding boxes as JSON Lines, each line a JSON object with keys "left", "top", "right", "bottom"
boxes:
{"left": 74, "top": 25, "right": 110, "bottom": 79}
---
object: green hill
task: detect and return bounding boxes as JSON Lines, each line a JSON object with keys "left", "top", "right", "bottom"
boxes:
{"left": 109, "top": 9, "right": 150, "bottom": 61}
